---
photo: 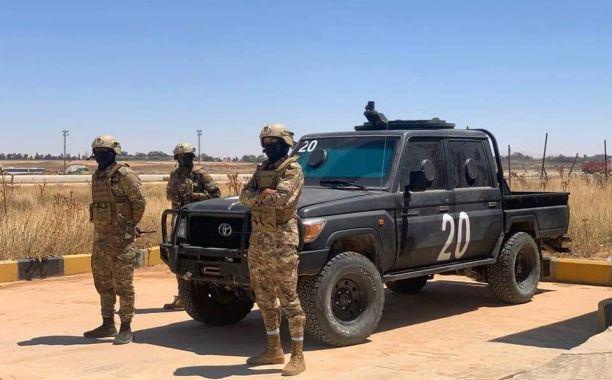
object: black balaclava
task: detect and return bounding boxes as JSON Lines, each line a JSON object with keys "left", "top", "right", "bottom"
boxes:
{"left": 263, "top": 139, "right": 289, "bottom": 163}
{"left": 177, "top": 154, "right": 194, "bottom": 170}
{"left": 94, "top": 148, "right": 116, "bottom": 171}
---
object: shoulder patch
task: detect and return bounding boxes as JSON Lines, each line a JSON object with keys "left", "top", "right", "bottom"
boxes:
{"left": 118, "top": 166, "right": 131, "bottom": 175}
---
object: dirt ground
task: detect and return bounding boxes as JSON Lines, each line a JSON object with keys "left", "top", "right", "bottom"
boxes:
{"left": 0, "top": 267, "right": 610, "bottom": 380}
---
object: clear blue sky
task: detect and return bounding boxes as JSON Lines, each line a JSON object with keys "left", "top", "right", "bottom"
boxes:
{"left": 1, "top": 1, "right": 610, "bottom": 158}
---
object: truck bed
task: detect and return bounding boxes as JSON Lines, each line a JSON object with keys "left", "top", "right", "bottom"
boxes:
{"left": 502, "top": 191, "right": 569, "bottom": 210}
{"left": 502, "top": 191, "right": 569, "bottom": 239}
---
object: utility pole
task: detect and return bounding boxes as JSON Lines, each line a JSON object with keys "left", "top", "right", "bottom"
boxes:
{"left": 540, "top": 132, "right": 548, "bottom": 180}
{"left": 605, "top": 139, "right": 608, "bottom": 183}
{"left": 507, "top": 145, "right": 511, "bottom": 188}
{"left": 196, "top": 129, "right": 202, "bottom": 163}
{"left": 62, "top": 130, "right": 69, "bottom": 174}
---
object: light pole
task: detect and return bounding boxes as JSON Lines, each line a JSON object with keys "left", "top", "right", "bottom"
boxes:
{"left": 196, "top": 129, "right": 202, "bottom": 163}
{"left": 62, "top": 130, "right": 69, "bottom": 174}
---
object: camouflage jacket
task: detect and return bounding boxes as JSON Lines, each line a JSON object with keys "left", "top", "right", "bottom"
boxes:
{"left": 239, "top": 156, "right": 304, "bottom": 245}
{"left": 90, "top": 162, "right": 146, "bottom": 231}
{"left": 166, "top": 166, "right": 221, "bottom": 208}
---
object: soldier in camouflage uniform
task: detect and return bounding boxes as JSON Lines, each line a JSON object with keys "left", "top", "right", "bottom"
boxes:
{"left": 164, "top": 142, "right": 221, "bottom": 310}
{"left": 84, "top": 135, "right": 146, "bottom": 345}
{"left": 239, "top": 124, "right": 306, "bottom": 376}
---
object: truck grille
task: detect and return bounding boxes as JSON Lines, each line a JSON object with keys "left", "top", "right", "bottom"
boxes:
{"left": 188, "top": 216, "right": 249, "bottom": 249}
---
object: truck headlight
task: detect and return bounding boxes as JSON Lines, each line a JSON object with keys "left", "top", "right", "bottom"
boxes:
{"left": 302, "top": 218, "right": 326, "bottom": 243}
{"left": 176, "top": 218, "right": 187, "bottom": 239}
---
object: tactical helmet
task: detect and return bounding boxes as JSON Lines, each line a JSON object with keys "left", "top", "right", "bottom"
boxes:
{"left": 91, "top": 135, "right": 121, "bottom": 155}
{"left": 173, "top": 142, "right": 196, "bottom": 158}
{"left": 259, "top": 123, "right": 294, "bottom": 147}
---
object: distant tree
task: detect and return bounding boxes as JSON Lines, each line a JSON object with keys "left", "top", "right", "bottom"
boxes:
{"left": 240, "top": 154, "right": 258, "bottom": 163}
{"left": 200, "top": 153, "right": 222, "bottom": 162}
{"left": 147, "top": 151, "right": 170, "bottom": 160}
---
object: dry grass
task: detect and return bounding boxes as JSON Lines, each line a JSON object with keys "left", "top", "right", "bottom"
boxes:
{"left": 509, "top": 172, "right": 611, "bottom": 260}
{"left": 0, "top": 178, "right": 242, "bottom": 261}
{"left": 1, "top": 172, "right": 610, "bottom": 261}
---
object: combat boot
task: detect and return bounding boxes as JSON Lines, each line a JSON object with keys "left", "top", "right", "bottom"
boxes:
{"left": 246, "top": 333, "right": 285, "bottom": 366}
{"left": 113, "top": 322, "right": 133, "bottom": 345}
{"left": 83, "top": 317, "right": 117, "bottom": 338}
{"left": 281, "top": 340, "right": 305, "bottom": 376}
{"left": 163, "top": 295, "right": 185, "bottom": 311}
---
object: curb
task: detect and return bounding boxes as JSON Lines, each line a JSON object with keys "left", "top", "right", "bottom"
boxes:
{"left": 542, "top": 257, "right": 612, "bottom": 287}
{"left": 0, "top": 247, "right": 161, "bottom": 283}
{"left": 1, "top": 250, "right": 610, "bottom": 286}
{"left": 598, "top": 298, "right": 612, "bottom": 331}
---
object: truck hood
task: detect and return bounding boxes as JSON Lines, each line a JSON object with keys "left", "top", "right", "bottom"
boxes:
{"left": 180, "top": 186, "right": 384, "bottom": 216}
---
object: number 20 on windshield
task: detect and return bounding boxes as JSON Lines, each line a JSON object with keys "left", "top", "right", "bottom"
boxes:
{"left": 298, "top": 140, "right": 318, "bottom": 153}
{"left": 437, "top": 212, "right": 471, "bottom": 261}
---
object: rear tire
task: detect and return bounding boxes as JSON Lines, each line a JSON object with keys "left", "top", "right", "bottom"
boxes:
{"left": 385, "top": 276, "right": 428, "bottom": 294}
{"left": 487, "top": 232, "right": 541, "bottom": 304}
{"left": 178, "top": 279, "right": 254, "bottom": 326}
{"left": 298, "top": 251, "right": 384, "bottom": 346}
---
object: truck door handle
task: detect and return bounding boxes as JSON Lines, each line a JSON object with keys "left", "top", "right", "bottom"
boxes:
{"left": 488, "top": 202, "right": 497, "bottom": 208}
{"left": 439, "top": 206, "right": 450, "bottom": 213}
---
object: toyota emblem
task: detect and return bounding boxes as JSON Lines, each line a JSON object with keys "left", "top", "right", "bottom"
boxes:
{"left": 218, "top": 223, "right": 233, "bottom": 237}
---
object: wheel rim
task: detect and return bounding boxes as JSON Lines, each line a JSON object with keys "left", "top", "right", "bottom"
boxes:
{"left": 515, "top": 248, "right": 535, "bottom": 286}
{"left": 331, "top": 276, "right": 367, "bottom": 323}
{"left": 203, "top": 285, "right": 236, "bottom": 305}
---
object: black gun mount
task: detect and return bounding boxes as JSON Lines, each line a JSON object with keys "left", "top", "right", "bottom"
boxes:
{"left": 356, "top": 101, "right": 455, "bottom": 131}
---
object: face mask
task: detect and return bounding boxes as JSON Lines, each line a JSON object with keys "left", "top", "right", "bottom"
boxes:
{"left": 94, "top": 149, "right": 116, "bottom": 170}
{"left": 178, "top": 154, "right": 194, "bottom": 168}
{"left": 263, "top": 140, "right": 289, "bottom": 162}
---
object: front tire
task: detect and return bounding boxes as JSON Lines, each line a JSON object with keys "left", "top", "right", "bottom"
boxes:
{"left": 298, "top": 252, "right": 384, "bottom": 346}
{"left": 487, "top": 232, "right": 541, "bottom": 304}
{"left": 178, "top": 279, "right": 254, "bottom": 325}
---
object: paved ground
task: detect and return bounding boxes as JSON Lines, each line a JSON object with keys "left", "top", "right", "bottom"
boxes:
{"left": 0, "top": 266, "right": 610, "bottom": 380}
{"left": 507, "top": 327, "right": 612, "bottom": 380}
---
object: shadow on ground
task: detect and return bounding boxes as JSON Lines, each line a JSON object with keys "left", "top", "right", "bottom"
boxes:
{"left": 491, "top": 311, "right": 600, "bottom": 350}
{"left": 18, "top": 335, "right": 112, "bottom": 346}
{"left": 17, "top": 279, "right": 563, "bottom": 359}
{"left": 136, "top": 307, "right": 170, "bottom": 315}
{"left": 174, "top": 364, "right": 280, "bottom": 379}
{"left": 377, "top": 279, "right": 552, "bottom": 333}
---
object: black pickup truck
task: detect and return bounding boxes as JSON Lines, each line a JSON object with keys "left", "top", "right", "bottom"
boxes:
{"left": 160, "top": 103, "right": 570, "bottom": 346}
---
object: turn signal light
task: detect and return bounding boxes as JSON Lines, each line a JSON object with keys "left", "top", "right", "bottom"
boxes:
{"left": 302, "top": 218, "right": 327, "bottom": 243}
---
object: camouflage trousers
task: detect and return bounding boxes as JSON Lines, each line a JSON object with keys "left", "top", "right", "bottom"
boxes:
{"left": 92, "top": 228, "right": 136, "bottom": 323}
{"left": 248, "top": 237, "right": 305, "bottom": 339}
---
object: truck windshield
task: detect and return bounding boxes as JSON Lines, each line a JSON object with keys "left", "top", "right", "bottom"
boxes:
{"left": 295, "top": 136, "right": 399, "bottom": 188}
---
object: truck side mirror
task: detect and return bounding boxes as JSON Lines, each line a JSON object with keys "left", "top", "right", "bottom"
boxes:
{"left": 408, "top": 171, "right": 428, "bottom": 192}
{"left": 403, "top": 159, "right": 435, "bottom": 192}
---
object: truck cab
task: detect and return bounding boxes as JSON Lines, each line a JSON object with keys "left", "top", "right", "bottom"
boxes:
{"left": 160, "top": 102, "right": 570, "bottom": 346}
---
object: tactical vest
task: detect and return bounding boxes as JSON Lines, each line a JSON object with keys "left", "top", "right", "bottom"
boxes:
{"left": 251, "top": 156, "right": 299, "bottom": 230}
{"left": 90, "top": 162, "right": 133, "bottom": 228}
